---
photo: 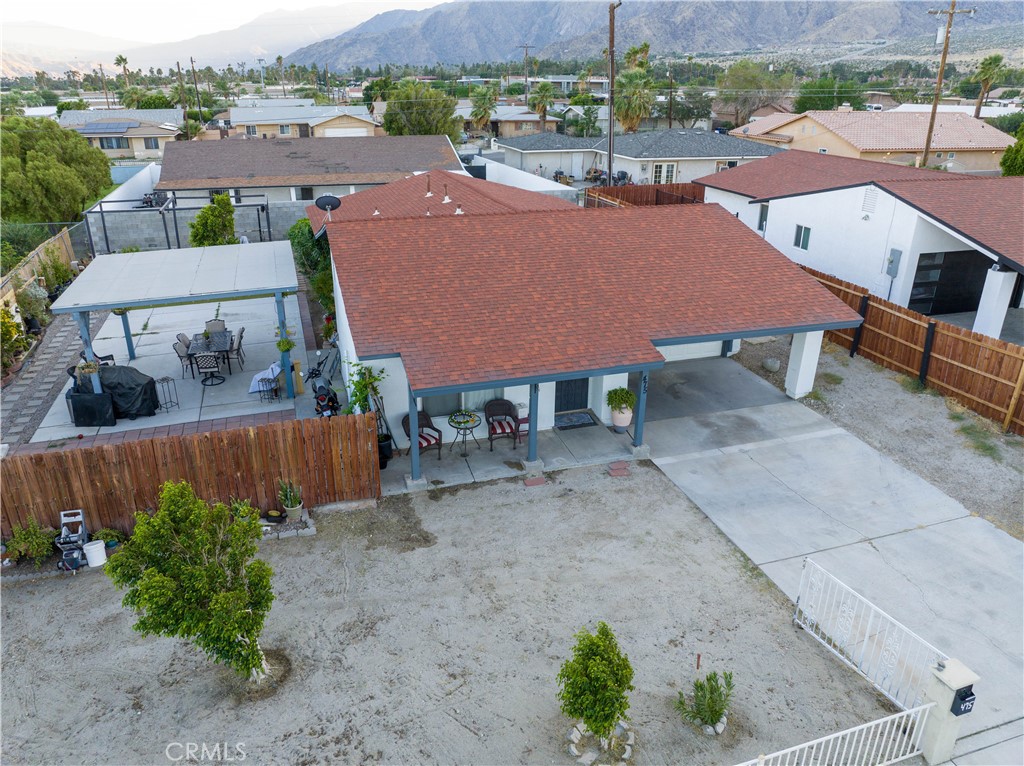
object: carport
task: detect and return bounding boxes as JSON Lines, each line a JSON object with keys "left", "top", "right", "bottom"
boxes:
{"left": 49, "top": 241, "right": 300, "bottom": 398}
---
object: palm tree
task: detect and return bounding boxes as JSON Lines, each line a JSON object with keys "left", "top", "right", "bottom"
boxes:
{"left": 972, "top": 54, "right": 1006, "bottom": 118}
{"left": 469, "top": 85, "right": 497, "bottom": 133}
{"left": 114, "top": 54, "right": 130, "bottom": 86}
{"left": 528, "top": 81, "right": 556, "bottom": 131}
{"left": 119, "top": 86, "right": 147, "bottom": 109}
{"left": 276, "top": 55, "right": 287, "bottom": 97}
{"left": 624, "top": 42, "right": 650, "bottom": 71}
{"left": 614, "top": 68, "right": 654, "bottom": 133}
{"left": 576, "top": 67, "right": 593, "bottom": 96}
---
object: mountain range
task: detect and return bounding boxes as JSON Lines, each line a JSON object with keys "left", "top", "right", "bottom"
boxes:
{"left": 286, "top": 0, "right": 1023, "bottom": 70}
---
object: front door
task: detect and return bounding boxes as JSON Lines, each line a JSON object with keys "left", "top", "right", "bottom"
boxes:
{"left": 298, "top": 124, "right": 310, "bottom": 138}
{"left": 555, "top": 378, "right": 589, "bottom": 412}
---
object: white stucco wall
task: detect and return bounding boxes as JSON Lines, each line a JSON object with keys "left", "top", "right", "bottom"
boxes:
{"left": 94, "top": 163, "right": 162, "bottom": 211}
{"left": 618, "top": 157, "right": 766, "bottom": 185}
{"left": 470, "top": 157, "right": 580, "bottom": 202}
{"left": 499, "top": 148, "right": 604, "bottom": 180}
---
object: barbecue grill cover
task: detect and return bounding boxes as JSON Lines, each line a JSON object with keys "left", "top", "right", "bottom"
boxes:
{"left": 93, "top": 365, "right": 159, "bottom": 419}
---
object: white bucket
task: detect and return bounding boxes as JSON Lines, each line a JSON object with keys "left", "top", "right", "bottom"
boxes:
{"left": 83, "top": 540, "right": 107, "bottom": 568}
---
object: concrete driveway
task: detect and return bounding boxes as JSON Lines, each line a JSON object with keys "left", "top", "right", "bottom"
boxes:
{"left": 644, "top": 358, "right": 1024, "bottom": 765}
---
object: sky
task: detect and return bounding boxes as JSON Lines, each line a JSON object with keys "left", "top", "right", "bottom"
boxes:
{"left": 3, "top": 0, "right": 443, "bottom": 44}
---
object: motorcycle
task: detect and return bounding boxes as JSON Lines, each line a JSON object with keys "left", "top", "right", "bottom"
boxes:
{"left": 303, "top": 350, "right": 340, "bottom": 417}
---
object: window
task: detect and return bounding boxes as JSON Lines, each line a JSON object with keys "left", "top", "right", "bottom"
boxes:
{"left": 234, "top": 189, "right": 243, "bottom": 204}
{"left": 818, "top": 148, "right": 828, "bottom": 154}
{"left": 298, "top": 187, "right": 314, "bottom": 201}
{"left": 935, "top": 152, "right": 943, "bottom": 159}
{"left": 144, "top": 137, "right": 160, "bottom": 150}
{"left": 757, "top": 204, "right": 769, "bottom": 232}
{"left": 246, "top": 125, "right": 257, "bottom": 136}
{"left": 278, "top": 125, "right": 291, "bottom": 135}
{"left": 99, "top": 137, "right": 129, "bottom": 149}
{"left": 652, "top": 163, "right": 675, "bottom": 184}
{"left": 947, "top": 152, "right": 955, "bottom": 159}
{"left": 210, "top": 189, "right": 227, "bottom": 201}
{"left": 794, "top": 225, "right": 811, "bottom": 251}
{"left": 421, "top": 389, "right": 502, "bottom": 417}
{"left": 715, "top": 160, "right": 738, "bottom": 172}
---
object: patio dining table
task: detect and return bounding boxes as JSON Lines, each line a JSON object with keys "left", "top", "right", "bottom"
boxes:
{"left": 189, "top": 331, "right": 234, "bottom": 374}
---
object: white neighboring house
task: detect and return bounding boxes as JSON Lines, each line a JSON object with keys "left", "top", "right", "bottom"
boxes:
{"left": 694, "top": 151, "right": 1024, "bottom": 340}
{"left": 496, "top": 129, "right": 781, "bottom": 182}
{"left": 888, "top": 103, "right": 1024, "bottom": 120}
{"left": 227, "top": 105, "right": 375, "bottom": 138}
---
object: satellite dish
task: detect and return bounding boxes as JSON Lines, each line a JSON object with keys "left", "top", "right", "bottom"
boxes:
{"left": 315, "top": 195, "right": 341, "bottom": 212}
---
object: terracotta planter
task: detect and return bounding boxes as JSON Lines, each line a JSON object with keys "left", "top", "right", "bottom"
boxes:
{"left": 610, "top": 407, "right": 633, "bottom": 433}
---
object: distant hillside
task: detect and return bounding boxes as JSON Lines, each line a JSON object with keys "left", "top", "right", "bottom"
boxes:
{"left": 285, "top": 0, "right": 1023, "bottom": 70}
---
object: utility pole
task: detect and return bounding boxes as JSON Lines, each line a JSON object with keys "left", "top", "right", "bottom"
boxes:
{"left": 176, "top": 61, "right": 190, "bottom": 139}
{"left": 518, "top": 43, "right": 532, "bottom": 103}
{"left": 99, "top": 64, "right": 110, "bottom": 108}
{"left": 190, "top": 58, "right": 204, "bottom": 124}
{"left": 921, "top": 0, "right": 976, "bottom": 166}
{"left": 256, "top": 57, "right": 267, "bottom": 92}
{"left": 607, "top": 1, "right": 623, "bottom": 184}
{"left": 667, "top": 67, "right": 674, "bottom": 129}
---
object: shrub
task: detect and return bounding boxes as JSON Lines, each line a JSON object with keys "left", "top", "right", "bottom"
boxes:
{"left": 5, "top": 518, "right": 57, "bottom": 569}
{"left": 16, "top": 280, "right": 49, "bottom": 321}
{"left": 606, "top": 387, "right": 637, "bottom": 411}
{"left": 277, "top": 480, "right": 302, "bottom": 508}
{"left": 1, "top": 305, "right": 31, "bottom": 373}
{"left": 188, "top": 193, "right": 239, "bottom": 247}
{"left": 38, "top": 249, "right": 75, "bottom": 290}
{"left": 676, "top": 671, "right": 734, "bottom": 727}
{"left": 557, "top": 622, "right": 634, "bottom": 745}
{"left": 91, "top": 528, "right": 127, "bottom": 544}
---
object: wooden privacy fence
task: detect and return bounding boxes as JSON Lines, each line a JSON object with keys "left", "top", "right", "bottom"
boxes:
{"left": 803, "top": 266, "right": 1024, "bottom": 435}
{"left": 0, "top": 414, "right": 381, "bottom": 538}
{"left": 584, "top": 183, "right": 705, "bottom": 207}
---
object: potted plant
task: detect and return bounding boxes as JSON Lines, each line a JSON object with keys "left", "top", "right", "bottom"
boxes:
{"left": 677, "top": 670, "right": 734, "bottom": 736}
{"left": 276, "top": 337, "right": 296, "bottom": 354}
{"left": 606, "top": 387, "right": 637, "bottom": 433}
{"left": 277, "top": 479, "right": 303, "bottom": 521}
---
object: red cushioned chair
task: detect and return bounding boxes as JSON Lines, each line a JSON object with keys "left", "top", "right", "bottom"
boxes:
{"left": 484, "top": 398, "right": 519, "bottom": 451}
{"left": 402, "top": 409, "right": 443, "bottom": 460}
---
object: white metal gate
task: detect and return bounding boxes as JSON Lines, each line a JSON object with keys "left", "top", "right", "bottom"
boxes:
{"left": 794, "top": 558, "right": 948, "bottom": 710}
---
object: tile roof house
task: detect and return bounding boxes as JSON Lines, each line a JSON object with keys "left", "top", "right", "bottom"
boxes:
{"left": 456, "top": 104, "right": 560, "bottom": 138}
{"left": 695, "top": 151, "right": 1024, "bottom": 339}
{"left": 322, "top": 203, "right": 861, "bottom": 481}
{"left": 729, "top": 110, "right": 1014, "bottom": 172}
{"left": 227, "top": 105, "right": 376, "bottom": 139}
{"left": 60, "top": 109, "right": 181, "bottom": 159}
{"left": 496, "top": 129, "right": 781, "bottom": 184}
{"left": 304, "top": 169, "right": 578, "bottom": 233}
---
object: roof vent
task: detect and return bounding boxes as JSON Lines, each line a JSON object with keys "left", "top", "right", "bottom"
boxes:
{"left": 425, "top": 210, "right": 432, "bottom": 216}
{"left": 454, "top": 206, "right": 464, "bottom": 215}
{"left": 442, "top": 183, "right": 451, "bottom": 204}
{"left": 372, "top": 208, "right": 381, "bottom": 216}
{"left": 424, "top": 176, "right": 433, "bottom": 197}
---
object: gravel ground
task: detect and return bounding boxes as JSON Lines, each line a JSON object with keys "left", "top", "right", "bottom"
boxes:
{"left": 1, "top": 463, "right": 896, "bottom": 765}
{"left": 734, "top": 337, "right": 1024, "bottom": 540}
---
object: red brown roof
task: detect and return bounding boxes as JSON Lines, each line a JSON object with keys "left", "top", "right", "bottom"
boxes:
{"left": 306, "top": 170, "right": 578, "bottom": 231}
{"left": 328, "top": 205, "right": 862, "bottom": 392}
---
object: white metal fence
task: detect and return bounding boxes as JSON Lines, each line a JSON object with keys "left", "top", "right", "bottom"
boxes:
{"left": 794, "top": 558, "right": 948, "bottom": 710}
{"left": 734, "top": 703, "right": 933, "bottom": 766}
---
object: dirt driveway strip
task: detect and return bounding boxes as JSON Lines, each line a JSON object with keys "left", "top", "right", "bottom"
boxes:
{"left": 1, "top": 463, "right": 895, "bottom": 765}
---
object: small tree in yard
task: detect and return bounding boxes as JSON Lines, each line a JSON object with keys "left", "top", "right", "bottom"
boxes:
{"left": 189, "top": 193, "right": 239, "bottom": 247}
{"left": 106, "top": 481, "right": 275, "bottom": 681}
{"left": 557, "top": 622, "right": 634, "bottom": 748}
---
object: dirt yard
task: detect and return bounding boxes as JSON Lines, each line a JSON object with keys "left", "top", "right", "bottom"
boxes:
{"left": 735, "top": 337, "right": 1024, "bottom": 540}
{"left": 1, "top": 463, "right": 895, "bottom": 765}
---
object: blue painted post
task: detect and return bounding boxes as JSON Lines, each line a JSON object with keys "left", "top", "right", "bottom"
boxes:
{"left": 632, "top": 369, "right": 649, "bottom": 447}
{"left": 74, "top": 311, "right": 103, "bottom": 393}
{"left": 275, "top": 292, "right": 295, "bottom": 398}
{"left": 527, "top": 382, "right": 539, "bottom": 462}
{"left": 120, "top": 311, "right": 136, "bottom": 360}
{"left": 408, "top": 386, "right": 420, "bottom": 481}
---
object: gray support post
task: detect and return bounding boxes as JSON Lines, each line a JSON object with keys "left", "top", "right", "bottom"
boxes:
{"left": 85, "top": 216, "right": 97, "bottom": 257}
{"left": 264, "top": 205, "right": 273, "bottom": 242}
{"left": 74, "top": 311, "right": 103, "bottom": 393}
{"left": 633, "top": 369, "right": 649, "bottom": 447}
{"left": 119, "top": 311, "right": 136, "bottom": 360}
{"left": 170, "top": 196, "right": 181, "bottom": 248}
{"left": 919, "top": 321, "right": 938, "bottom": 385}
{"left": 275, "top": 292, "right": 295, "bottom": 398}
{"left": 409, "top": 385, "right": 421, "bottom": 481}
{"left": 160, "top": 210, "right": 171, "bottom": 249}
{"left": 849, "top": 294, "right": 870, "bottom": 358}
{"left": 527, "top": 382, "right": 539, "bottom": 462}
{"left": 99, "top": 203, "right": 111, "bottom": 253}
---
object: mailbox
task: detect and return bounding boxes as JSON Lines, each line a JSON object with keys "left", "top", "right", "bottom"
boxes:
{"left": 951, "top": 685, "right": 976, "bottom": 717}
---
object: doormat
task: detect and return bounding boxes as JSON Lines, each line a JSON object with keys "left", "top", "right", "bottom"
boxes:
{"left": 554, "top": 411, "right": 598, "bottom": 430}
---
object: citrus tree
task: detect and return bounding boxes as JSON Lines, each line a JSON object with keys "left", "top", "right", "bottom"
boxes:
{"left": 557, "top": 622, "right": 634, "bottom": 747}
{"left": 189, "top": 193, "right": 239, "bottom": 247}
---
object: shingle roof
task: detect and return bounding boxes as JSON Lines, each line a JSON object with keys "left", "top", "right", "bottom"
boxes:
{"left": 729, "top": 112, "right": 798, "bottom": 141}
{"left": 693, "top": 150, "right": 966, "bottom": 200}
{"left": 731, "top": 111, "right": 1014, "bottom": 152}
{"left": 878, "top": 177, "right": 1024, "bottom": 270}
{"left": 305, "top": 169, "right": 577, "bottom": 231}
{"left": 228, "top": 105, "right": 373, "bottom": 126}
{"left": 328, "top": 205, "right": 862, "bottom": 393}
{"left": 498, "top": 129, "right": 781, "bottom": 158}
{"left": 58, "top": 109, "right": 182, "bottom": 128}
{"left": 155, "top": 136, "right": 462, "bottom": 191}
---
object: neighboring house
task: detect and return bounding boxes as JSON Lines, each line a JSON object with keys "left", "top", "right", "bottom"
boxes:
{"left": 496, "top": 129, "right": 781, "bottom": 183}
{"left": 862, "top": 91, "right": 900, "bottom": 110}
{"left": 227, "top": 105, "right": 376, "bottom": 139}
{"left": 694, "top": 151, "right": 1024, "bottom": 339}
{"left": 234, "top": 97, "right": 316, "bottom": 108}
{"left": 887, "top": 103, "right": 1024, "bottom": 120}
{"left": 24, "top": 106, "right": 58, "bottom": 119}
{"left": 155, "top": 135, "right": 463, "bottom": 205}
{"left": 730, "top": 110, "right": 1014, "bottom": 172}
{"left": 60, "top": 108, "right": 182, "bottom": 159}
{"left": 530, "top": 74, "right": 610, "bottom": 96}
{"left": 456, "top": 105, "right": 560, "bottom": 138}
{"left": 321, "top": 203, "right": 861, "bottom": 482}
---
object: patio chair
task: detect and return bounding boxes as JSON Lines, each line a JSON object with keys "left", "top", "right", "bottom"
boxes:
{"left": 173, "top": 342, "right": 194, "bottom": 378}
{"left": 205, "top": 319, "right": 226, "bottom": 334}
{"left": 225, "top": 327, "right": 246, "bottom": 369}
{"left": 402, "top": 409, "right": 443, "bottom": 460}
{"left": 78, "top": 350, "right": 115, "bottom": 366}
{"left": 176, "top": 333, "right": 192, "bottom": 349}
{"left": 195, "top": 353, "right": 224, "bottom": 387}
{"left": 484, "top": 398, "right": 519, "bottom": 451}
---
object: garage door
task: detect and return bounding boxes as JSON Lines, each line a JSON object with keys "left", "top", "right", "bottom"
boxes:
{"left": 323, "top": 128, "right": 369, "bottom": 137}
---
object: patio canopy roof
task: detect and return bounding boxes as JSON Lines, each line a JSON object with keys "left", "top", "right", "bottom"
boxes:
{"left": 50, "top": 242, "right": 299, "bottom": 314}
{"left": 327, "top": 204, "right": 864, "bottom": 396}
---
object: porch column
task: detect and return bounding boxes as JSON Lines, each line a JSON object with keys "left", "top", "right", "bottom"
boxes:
{"left": 527, "top": 382, "right": 540, "bottom": 462}
{"left": 972, "top": 265, "right": 1016, "bottom": 339}
{"left": 119, "top": 311, "right": 136, "bottom": 360}
{"left": 409, "top": 385, "right": 421, "bottom": 481}
{"left": 275, "top": 291, "right": 295, "bottom": 398}
{"left": 632, "top": 369, "right": 649, "bottom": 448}
{"left": 785, "top": 330, "right": 824, "bottom": 399}
{"left": 74, "top": 311, "right": 103, "bottom": 393}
